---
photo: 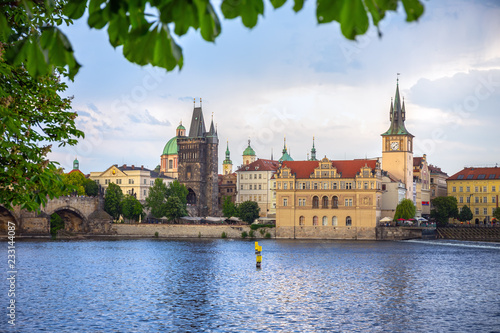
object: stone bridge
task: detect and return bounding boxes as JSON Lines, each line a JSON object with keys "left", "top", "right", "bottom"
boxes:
{"left": 0, "top": 196, "right": 113, "bottom": 237}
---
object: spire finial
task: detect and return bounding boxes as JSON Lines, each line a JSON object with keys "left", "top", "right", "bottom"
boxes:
{"left": 200, "top": 97, "right": 202, "bottom": 106}
{"left": 397, "top": 72, "right": 400, "bottom": 84}
{"left": 193, "top": 98, "right": 195, "bottom": 106}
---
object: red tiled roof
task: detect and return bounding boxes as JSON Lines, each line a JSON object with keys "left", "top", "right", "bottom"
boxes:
{"left": 236, "top": 159, "right": 279, "bottom": 172}
{"left": 413, "top": 157, "right": 423, "bottom": 167}
{"left": 281, "top": 159, "right": 378, "bottom": 179}
{"left": 448, "top": 167, "right": 500, "bottom": 180}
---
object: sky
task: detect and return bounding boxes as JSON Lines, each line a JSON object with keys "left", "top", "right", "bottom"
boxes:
{"left": 49, "top": 0, "right": 500, "bottom": 177}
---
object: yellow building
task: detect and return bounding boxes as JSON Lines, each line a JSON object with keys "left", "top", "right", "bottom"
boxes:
{"left": 90, "top": 164, "right": 173, "bottom": 200}
{"left": 275, "top": 157, "right": 382, "bottom": 239}
{"left": 447, "top": 167, "right": 500, "bottom": 223}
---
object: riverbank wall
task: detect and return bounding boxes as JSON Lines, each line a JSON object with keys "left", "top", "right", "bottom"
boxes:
{"left": 436, "top": 227, "right": 500, "bottom": 242}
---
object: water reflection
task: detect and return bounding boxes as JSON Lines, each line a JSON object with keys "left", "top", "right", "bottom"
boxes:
{"left": 4, "top": 239, "right": 499, "bottom": 332}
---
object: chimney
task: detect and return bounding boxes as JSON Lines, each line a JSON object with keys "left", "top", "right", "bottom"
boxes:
{"left": 132, "top": 165, "right": 135, "bottom": 169}
{"left": 141, "top": 165, "right": 144, "bottom": 170}
{"left": 123, "top": 164, "right": 127, "bottom": 168}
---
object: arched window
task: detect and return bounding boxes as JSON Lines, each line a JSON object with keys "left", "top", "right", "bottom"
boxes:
{"left": 332, "top": 196, "right": 338, "bottom": 209}
{"left": 322, "top": 216, "right": 328, "bottom": 226}
{"left": 186, "top": 166, "right": 192, "bottom": 180}
{"left": 313, "top": 216, "right": 318, "bottom": 226}
{"left": 346, "top": 216, "right": 352, "bottom": 226}
{"left": 187, "top": 188, "right": 196, "bottom": 205}
{"left": 332, "top": 216, "right": 337, "bottom": 226}
{"left": 322, "top": 196, "right": 329, "bottom": 209}
{"left": 299, "top": 216, "right": 305, "bottom": 226}
{"left": 312, "top": 196, "right": 319, "bottom": 209}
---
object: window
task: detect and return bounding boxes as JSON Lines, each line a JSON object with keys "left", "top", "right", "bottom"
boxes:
{"left": 475, "top": 208, "right": 479, "bottom": 215}
{"left": 333, "top": 183, "right": 338, "bottom": 190}
{"left": 466, "top": 196, "right": 471, "bottom": 203}
{"left": 116, "top": 179, "right": 122, "bottom": 184}
{"left": 169, "top": 159, "right": 173, "bottom": 169}
{"left": 382, "top": 184, "right": 386, "bottom": 191}
{"left": 322, "top": 196, "right": 329, "bottom": 208}
{"left": 478, "top": 174, "right": 486, "bottom": 179}
{"left": 466, "top": 186, "right": 470, "bottom": 192}
{"left": 457, "top": 175, "right": 464, "bottom": 179}
{"left": 493, "top": 186, "right": 496, "bottom": 192}
{"left": 322, "top": 216, "right": 328, "bottom": 226}
{"left": 95, "top": 179, "right": 99, "bottom": 184}
{"left": 144, "top": 179, "right": 147, "bottom": 184}
{"left": 129, "top": 179, "right": 134, "bottom": 184}
{"left": 346, "top": 216, "right": 352, "bottom": 226}
{"left": 483, "top": 197, "right": 487, "bottom": 203}
{"left": 259, "top": 174, "right": 262, "bottom": 179}
{"left": 312, "top": 196, "right": 319, "bottom": 208}
{"left": 466, "top": 175, "right": 473, "bottom": 179}
{"left": 105, "top": 179, "right": 110, "bottom": 185}
{"left": 475, "top": 197, "right": 479, "bottom": 203}
{"left": 364, "top": 182, "right": 368, "bottom": 189}
{"left": 144, "top": 190, "right": 146, "bottom": 196}
{"left": 340, "top": 181, "right": 345, "bottom": 189}
{"left": 346, "top": 182, "right": 352, "bottom": 190}
{"left": 323, "top": 183, "right": 328, "bottom": 190}
{"left": 283, "top": 183, "right": 288, "bottom": 190}
{"left": 313, "top": 183, "right": 318, "bottom": 190}
{"left": 459, "top": 197, "right": 463, "bottom": 203}
{"left": 483, "top": 208, "right": 488, "bottom": 215}
{"left": 298, "top": 198, "right": 305, "bottom": 206}
{"left": 459, "top": 186, "right": 463, "bottom": 192}
{"left": 483, "top": 186, "right": 487, "bottom": 192}
{"left": 249, "top": 185, "right": 252, "bottom": 190}
{"left": 313, "top": 216, "right": 318, "bottom": 226}
{"left": 258, "top": 195, "right": 262, "bottom": 202}
{"left": 332, "top": 196, "right": 338, "bottom": 209}
{"left": 259, "top": 184, "right": 262, "bottom": 190}
{"left": 332, "top": 216, "right": 337, "bottom": 226}
{"left": 475, "top": 187, "right": 479, "bottom": 192}
{"left": 299, "top": 216, "right": 305, "bottom": 226}
{"left": 452, "top": 187, "right": 456, "bottom": 192}
{"left": 241, "top": 185, "right": 244, "bottom": 190}
{"left": 493, "top": 196, "right": 496, "bottom": 203}
{"left": 345, "top": 198, "right": 353, "bottom": 206}
{"left": 371, "top": 182, "right": 374, "bottom": 189}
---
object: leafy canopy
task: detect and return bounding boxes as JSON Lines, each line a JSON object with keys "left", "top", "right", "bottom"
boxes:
{"left": 121, "top": 194, "right": 143, "bottom": 221}
{"left": 394, "top": 198, "right": 416, "bottom": 221}
{"left": 238, "top": 200, "right": 260, "bottom": 224}
{"left": 458, "top": 205, "right": 473, "bottom": 223}
{"left": 222, "top": 195, "right": 238, "bottom": 218}
{"left": 144, "top": 179, "right": 188, "bottom": 219}
{"left": 431, "top": 196, "right": 458, "bottom": 227}
{"left": 493, "top": 207, "right": 500, "bottom": 221}
{"left": 2, "top": 0, "right": 425, "bottom": 78}
{"left": 104, "top": 183, "right": 123, "bottom": 220}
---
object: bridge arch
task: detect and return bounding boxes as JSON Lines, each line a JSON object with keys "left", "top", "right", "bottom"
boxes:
{"left": 48, "top": 206, "right": 88, "bottom": 233}
{"left": 0, "top": 206, "right": 20, "bottom": 235}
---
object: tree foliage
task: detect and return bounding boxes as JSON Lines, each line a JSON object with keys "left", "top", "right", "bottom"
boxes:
{"left": 394, "top": 199, "right": 416, "bottom": 221}
{"left": 164, "top": 196, "right": 187, "bottom": 222}
{"left": 222, "top": 195, "right": 238, "bottom": 218}
{"left": 493, "top": 207, "right": 500, "bottom": 222}
{"left": 145, "top": 178, "right": 169, "bottom": 218}
{"left": 84, "top": 179, "right": 98, "bottom": 196}
{"left": 121, "top": 194, "right": 143, "bottom": 221}
{"left": 62, "top": 172, "right": 86, "bottom": 195}
{"left": 50, "top": 212, "right": 64, "bottom": 238}
{"left": 238, "top": 200, "right": 260, "bottom": 224}
{"left": 458, "top": 205, "right": 473, "bottom": 223}
{"left": 431, "top": 196, "right": 458, "bottom": 227}
{"left": 104, "top": 183, "right": 123, "bottom": 220}
{"left": 2, "top": 0, "right": 425, "bottom": 78}
{"left": 166, "top": 180, "right": 188, "bottom": 206}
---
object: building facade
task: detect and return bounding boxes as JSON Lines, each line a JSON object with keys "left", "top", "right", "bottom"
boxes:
{"left": 89, "top": 164, "right": 173, "bottom": 200}
{"left": 413, "top": 155, "right": 431, "bottom": 216}
{"left": 236, "top": 159, "right": 279, "bottom": 217}
{"left": 160, "top": 123, "right": 186, "bottom": 178}
{"left": 275, "top": 158, "right": 383, "bottom": 239}
{"left": 429, "top": 164, "right": 448, "bottom": 205}
{"left": 177, "top": 102, "right": 219, "bottom": 216}
{"left": 447, "top": 167, "right": 500, "bottom": 223}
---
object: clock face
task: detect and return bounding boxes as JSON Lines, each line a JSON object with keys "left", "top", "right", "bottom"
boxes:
{"left": 390, "top": 141, "right": 399, "bottom": 151}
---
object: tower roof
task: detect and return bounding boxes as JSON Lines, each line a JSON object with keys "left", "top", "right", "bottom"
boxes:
{"left": 223, "top": 141, "right": 232, "bottom": 165}
{"left": 279, "top": 137, "right": 293, "bottom": 162}
{"left": 188, "top": 106, "right": 206, "bottom": 138}
{"left": 243, "top": 140, "right": 256, "bottom": 156}
{"left": 162, "top": 136, "right": 178, "bottom": 155}
{"left": 381, "top": 79, "right": 413, "bottom": 137}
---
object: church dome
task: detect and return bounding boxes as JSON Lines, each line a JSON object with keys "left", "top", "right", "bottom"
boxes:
{"left": 177, "top": 124, "right": 186, "bottom": 131}
{"left": 162, "top": 137, "right": 178, "bottom": 155}
{"left": 243, "top": 144, "right": 255, "bottom": 156}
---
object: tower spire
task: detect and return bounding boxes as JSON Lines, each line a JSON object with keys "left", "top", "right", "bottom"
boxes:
{"left": 381, "top": 77, "right": 412, "bottom": 136}
{"left": 310, "top": 136, "right": 317, "bottom": 161}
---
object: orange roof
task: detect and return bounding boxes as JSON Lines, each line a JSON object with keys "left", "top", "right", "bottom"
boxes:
{"left": 236, "top": 159, "right": 280, "bottom": 172}
{"left": 448, "top": 167, "right": 500, "bottom": 180}
{"left": 281, "top": 159, "right": 378, "bottom": 179}
{"left": 413, "top": 157, "right": 424, "bottom": 167}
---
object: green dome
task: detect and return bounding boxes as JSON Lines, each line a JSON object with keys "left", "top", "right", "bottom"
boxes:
{"left": 243, "top": 145, "right": 255, "bottom": 156}
{"left": 162, "top": 137, "right": 178, "bottom": 155}
{"left": 177, "top": 124, "right": 186, "bottom": 130}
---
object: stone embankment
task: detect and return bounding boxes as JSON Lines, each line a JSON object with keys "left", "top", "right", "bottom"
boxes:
{"left": 111, "top": 224, "right": 275, "bottom": 239}
{"left": 437, "top": 227, "right": 500, "bottom": 242}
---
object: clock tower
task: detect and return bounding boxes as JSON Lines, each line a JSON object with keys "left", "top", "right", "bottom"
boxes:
{"left": 381, "top": 79, "right": 414, "bottom": 199}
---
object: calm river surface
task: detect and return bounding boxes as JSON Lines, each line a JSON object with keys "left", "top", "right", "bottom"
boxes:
{"left": 2, "top": 239, "right": 500, "bottom": 332}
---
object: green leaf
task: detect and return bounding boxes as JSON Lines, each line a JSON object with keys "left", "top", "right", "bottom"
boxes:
{"left": 293, "top": 0, "right": 305, "bottom": 12}
{"left": 316, "top": 0, "right": 342, "bottom": 24}
{"left": 339, "top": 0, "right": 369, "bottom": 39}
{"left": 221, "top": 0, "right": 264, "bottom": 28}
{"left": 196, "top": 0, "right": 221, "bottom": 42}
{"left": 401, "top": 0, "right": 424, "bottom": 22}
{"left": 63, "top": 0, "right": 88, "bottom": 20}
{"left": 270, "top": 0, "right": 287, "bottom": 9}
{"left": 107, "top": 13, "right": 130, "bottom": 47}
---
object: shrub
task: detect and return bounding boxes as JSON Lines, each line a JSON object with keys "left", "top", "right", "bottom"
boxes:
{"left": 241, "top": 231, "right": 248, "bottom": 239}
{"left": 259, "top": 228, "right": 266, "bottom": 236}
{"left": 249, "top": 230, "right": 255, "bottom": 238}
{"left": 265, "top": 232, "right": 271, "bottom": 239}
{"left": 154, "top": 231, "right": 159, "bottom": 238}
{"left": 221, "top": 232, "right": 227, "bottom": 239}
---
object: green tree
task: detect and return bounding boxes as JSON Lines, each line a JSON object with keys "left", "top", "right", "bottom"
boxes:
{"left": 222, "top": 196, "right": 238, "bottom": 218}
{"left": 2, "top": 1, "right": 425, "bottom": 79}
{"left": 84, "top": 179, "right": 99, "bottom": 196}
{"left": 458, "top": 205, "right": 473, "bottom": 223}
{"left": 238, "top": 201, "right": 260, "bottom": 224}
{"left": 164, "top": 196, "right": 187, "bottom": 222}
{"left": 431, "top": 196, "right": 458, "bottom": 227}
{"left": 394, "top": 199, "right": 416, "bottom": 221}
{"left": 145, "top": 178, "right": 169, "bottom": 218}
{"left": 62, "top": 172, "right": 86, "bottom": 195}
{"left": 50, "top": 213, "right": 65, "bottom": 238}
{"left": 104, "top": 183, "right": 123, "bottom": 220}
{"left": 121, "top": 194, "right": 143, "bottom": 221}
{"left": 492, "top": 207, "right": 500, "bottom": 221}
{"left": 166, "top": 180, "right": 188, "bottom": 206}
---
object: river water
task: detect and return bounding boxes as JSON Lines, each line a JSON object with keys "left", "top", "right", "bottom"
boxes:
{"left": 2, "top": 239, "right": 499, "bottom": 332}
